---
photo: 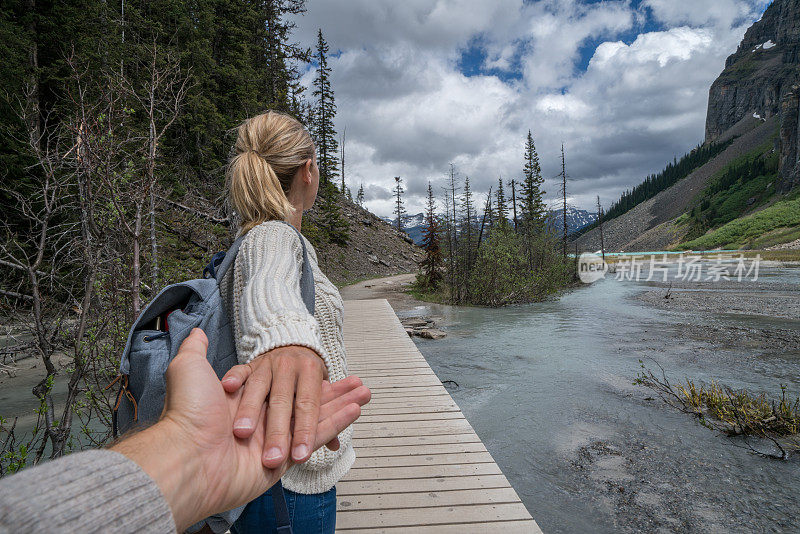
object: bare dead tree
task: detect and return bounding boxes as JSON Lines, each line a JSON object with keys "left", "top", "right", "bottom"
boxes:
{"left": 1, "top": 87, "right": 80, "bottom": 462}
{"left": 110, "top": 41, "right": 190, "bottom": 316}
{"left": 477, "top": 186, "right": 493, "bottom": 249}
{"left": 596, "top": 195, "right": 605, "bottom": 262}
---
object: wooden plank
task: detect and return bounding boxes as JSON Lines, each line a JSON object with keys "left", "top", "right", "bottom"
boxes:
{"left": 345, "top": 463, "right": 503, "bottom": 481}
{"left": 336, "top": 474, "right": 514, "bottom": 496}
{"left": 365, "top": 391, "right": 451, "bottom": 401}
{"left": 362, "top": 404, "right": 460, "bottom": 414}
{"left": 351, "top": 426, "right": 474, "bottom": 439}
{"left": 353, "top": 442, "right": 488, "bottom": 458}
{"left": 352, "top": 433, "right": 482, "bottom": 448}
{"left": 337, "top": 487, "right": 522, "bottom": 511}
{"left": 361, "top": 405, "right": 461, "bottom": 415}
{"left": 353, "top": 451, "right": 495, "bottom": 469}
{"left": 353, "top": 418, "right": 472, "bottom": 430}
{"left": 354, "top": 370, "right": 439, "bottom": 379}
{"left": 364, "top": 388, "right": 448, "bottom": 396}
{"left": 363, "top": 395, "right": 455, "bottom": 406}
{"left": 336, "top": 503, "right": 534, "bottom": 529}
{"left": 336, "top": 519, "right": 540, "bottom": 534}
{"left": 361, "top": 376, "right": 443, "bottom": 388}
{"left": 348, "top": 362, "right": 430, "bottom": 369}
{"left": 357, "top": 412, "right": 465, "bottom": 423}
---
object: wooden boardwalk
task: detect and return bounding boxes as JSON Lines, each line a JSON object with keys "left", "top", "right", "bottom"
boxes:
{"left": 337, "top": 299, "right": 541, "bottom": 533}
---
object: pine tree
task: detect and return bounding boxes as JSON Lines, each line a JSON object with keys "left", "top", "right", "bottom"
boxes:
{"left": 496, "top": 177, "right": 508, "bottom": 226}
{"left": 312, "top": 28, "right": 338, "bottom": 184}
{"left": 477, "top": 186, "right": 493, "bottom": 248}
{"left": 561, "top": 143, "right": 568, "bottom": 258}
{"left": 393, "top": 176, "right": 407, "bottom": 231}
{"left": 420, "top": 182, "right": 443, "bottom": 289}
{"left": 318, "top": 181, "right": 349, "bottom": 246}
{"left": 340, "top": 128, "right": 346, "bottom": 193}
{"left": 509, "top": 178, "right": 518, "bottom": 231}
{"left": 356, "top": 183, "right": 365, "bottom": 207}
{"left": 596, "top": 195, "right": 605, "bottom": 262}
{"left": 261, "top": 0, "right": 309, "bottom": 112}
{"left": 460, "top": 174, "right": 474, "bottom": 270}
{"left": 520, "top": 130, "right": 546, "bottom": 229}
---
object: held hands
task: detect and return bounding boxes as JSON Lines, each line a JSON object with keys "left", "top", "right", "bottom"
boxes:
{"left": 113, "top": 329, "right": 370, "bottom": 532}
{"left": 221, "top": 345, "right": 328, "bottom": 467}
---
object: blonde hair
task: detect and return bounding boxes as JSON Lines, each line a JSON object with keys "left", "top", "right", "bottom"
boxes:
{"left": 227, "top": 111, "right": 315, "bottom": 233}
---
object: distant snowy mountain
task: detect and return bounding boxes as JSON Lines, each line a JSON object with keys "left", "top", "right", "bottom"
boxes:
{"left": 383, "top": 208, "right": 595, "bottom": 245}
{"left": 547, "top": 206, "right": 597, "bottom": 235}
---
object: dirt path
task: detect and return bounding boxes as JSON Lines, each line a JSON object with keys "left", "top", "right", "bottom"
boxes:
{"left": 339, "top": 273, "right": 426, "bottom": 315}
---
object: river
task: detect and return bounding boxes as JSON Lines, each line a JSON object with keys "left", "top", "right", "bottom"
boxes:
{"left": 403, "top": 265, "right": 800, "bottom": 533}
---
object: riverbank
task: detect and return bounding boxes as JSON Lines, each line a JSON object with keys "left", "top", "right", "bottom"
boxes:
{"left": 632, "top": 264, "right": 800, "bottom": 355}
{"left": 340, "top": 273, "right": 426, "bottom": 315}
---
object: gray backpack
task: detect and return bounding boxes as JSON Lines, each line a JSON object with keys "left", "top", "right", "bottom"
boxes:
{"left": 113, "top": 220, "right": 314, "bottom": 534}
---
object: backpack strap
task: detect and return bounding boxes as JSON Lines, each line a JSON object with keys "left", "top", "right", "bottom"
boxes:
{"left": 215, "top": 221, "right": 315, "bottom": 315}
{"left": 214, "top": 234, "right": 246, "bottom": 284}
{"left": 270, "top": 480, "right": 293, "bottom": 534}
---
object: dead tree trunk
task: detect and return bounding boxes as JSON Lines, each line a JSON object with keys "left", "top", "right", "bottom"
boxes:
{"left": 596, "top": 195, "right": 605, "bottom": 262}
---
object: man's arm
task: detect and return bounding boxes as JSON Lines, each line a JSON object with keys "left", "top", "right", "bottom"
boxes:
{"left": 0, "top": 449, "right": 175, "bottom": 533}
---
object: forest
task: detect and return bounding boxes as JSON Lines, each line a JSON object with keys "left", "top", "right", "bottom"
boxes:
{"left": 0, "top": 0, "right": 349, "bottom": 473}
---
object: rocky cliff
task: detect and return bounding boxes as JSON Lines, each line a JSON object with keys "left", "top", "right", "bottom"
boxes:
{"left": 705, "top": 0, "right": 800, "bottom": 189}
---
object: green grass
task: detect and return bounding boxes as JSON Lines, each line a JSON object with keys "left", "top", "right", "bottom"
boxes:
{"left": 675, "top": 196, "right": 800, "bottom": 250}
{"left": 682, "top": 139, "right": 779, "bottom": 241}
{"left": 746, "top": 225, "right": 800, "bottom": 249}
{"left": 405, "top": 283, "right": 452, "bottom": 305}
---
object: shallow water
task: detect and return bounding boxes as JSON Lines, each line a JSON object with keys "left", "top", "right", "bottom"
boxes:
{"left": 406, "top": 269, "right": 800, "bottom": 533}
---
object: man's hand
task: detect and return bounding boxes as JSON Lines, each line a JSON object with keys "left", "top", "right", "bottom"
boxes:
{"left": 221, "top": 345, "right": 326, "bottom": 467}
{"left": 112, "top": 329, "right": 369, "bottom": 532}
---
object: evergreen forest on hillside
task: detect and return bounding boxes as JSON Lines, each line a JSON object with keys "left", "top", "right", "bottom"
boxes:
{"left": 0, "top": 0, "right": 353, "bottom": 471}
{"left": 575, "top": 139, "right": 733, "bottom": 238}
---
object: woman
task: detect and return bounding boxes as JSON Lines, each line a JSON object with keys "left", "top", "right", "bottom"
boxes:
{"left": 218, "top": 111, "right": 353, "bottom": 534}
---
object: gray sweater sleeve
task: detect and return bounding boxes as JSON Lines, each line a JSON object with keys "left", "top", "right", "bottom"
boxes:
{"left": 0, "top": 449, "right": 175, "bottom": 533}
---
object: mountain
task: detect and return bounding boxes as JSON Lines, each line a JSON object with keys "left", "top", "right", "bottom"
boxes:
{"left": 574, "top": 0, "right": 800, "bottom": 253}
{"left": 547, "top": 206, "right": 597, "bottom": 235}
{"left": 384, "top": 207, "right": 596, "bottom": 245}
{"left": 705, "top": 0, "right": 800, "bottom": 191}
{"left": 380, "top": 213, "right": 426, "bottom": 245}
{"left": 303, "top": 200, "right": 421, "bottom": 283}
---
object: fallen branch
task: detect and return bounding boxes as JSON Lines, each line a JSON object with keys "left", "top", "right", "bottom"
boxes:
{"left": 0, "top": 289, "right": 33, "bottom": 301}
{"left": 162, "top": 198, "right": 229, "bottom": 226}
{"left": 0, "top": 260, "right": 50, "bottom": 278}
{"left": 157, "top": 220, "right": 211, "bottom": 252}
{"left": 635, "top": 359, "right": 800, "bottom": 460}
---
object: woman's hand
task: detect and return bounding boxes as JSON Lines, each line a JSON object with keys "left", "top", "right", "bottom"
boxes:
{"left": 221, "top": 346, "right": 328, "bottom": 468}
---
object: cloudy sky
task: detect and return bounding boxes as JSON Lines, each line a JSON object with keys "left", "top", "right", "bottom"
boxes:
{"left": 291, "top": 0, "right": 771, "bottom": 217}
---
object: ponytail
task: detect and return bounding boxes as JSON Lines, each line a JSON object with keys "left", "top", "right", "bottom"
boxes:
{"left": 227, "top": 111, "right": 315, "bottom": 234}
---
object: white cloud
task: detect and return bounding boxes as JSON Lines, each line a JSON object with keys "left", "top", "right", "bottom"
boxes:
{"left": 290, "top": 1, "right": 766, "bottom": 216}
{"left": 518, "top": 0, "right": 637, "bottom": 90}
{"left": 642, "top": 0, "right": 770, "bottom": 29}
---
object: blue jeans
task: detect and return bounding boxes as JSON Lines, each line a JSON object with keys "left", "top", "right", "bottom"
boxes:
{"left": 232, "top": 486, "right": 336, "bottom": 534}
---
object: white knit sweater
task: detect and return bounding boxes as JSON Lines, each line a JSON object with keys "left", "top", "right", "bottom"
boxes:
{"left": 220, "top": 220, "right": 354, "bottom": 495}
